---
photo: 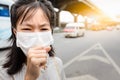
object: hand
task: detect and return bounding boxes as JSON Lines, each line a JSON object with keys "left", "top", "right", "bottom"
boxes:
{"left": 25, "top": 46, "right": 51, "bottom": 80}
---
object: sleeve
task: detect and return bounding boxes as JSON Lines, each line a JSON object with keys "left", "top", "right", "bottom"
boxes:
{"left": 54, "top": 57, "right": 66, "bottom": 80}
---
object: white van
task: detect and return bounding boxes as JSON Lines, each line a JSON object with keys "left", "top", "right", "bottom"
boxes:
{"left": 0, "top": 0, "right": 14, "bottom": 40}
{"left": 63, "top": 23, "right": 85, "bottom": 38}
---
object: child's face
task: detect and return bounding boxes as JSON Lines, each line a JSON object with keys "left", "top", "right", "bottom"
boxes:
{"left": 16, "top": 8, "right": 51, "bottom": 33}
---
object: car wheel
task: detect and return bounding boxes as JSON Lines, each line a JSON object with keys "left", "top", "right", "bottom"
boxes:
{"left": 77, "top": 33, "right": 81, "bottom": 37}
{"left": 65, "top": 36, "right": 68, "bottom": 38}
{"left": 82, "top": 33, "right": 84, "bottom": 37}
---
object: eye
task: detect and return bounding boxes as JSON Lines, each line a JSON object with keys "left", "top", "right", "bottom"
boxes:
{"left": 41, "top": 28, "right": 49, "bottom": 31}
{"left": 21, "top": 28, "right": 32, "bottom": 32}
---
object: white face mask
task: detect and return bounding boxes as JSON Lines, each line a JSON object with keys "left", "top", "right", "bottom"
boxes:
{"left": 16, "top": 31, "right": 54, "bottom": 55}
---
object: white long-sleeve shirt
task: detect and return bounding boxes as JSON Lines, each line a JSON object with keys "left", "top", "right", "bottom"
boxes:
{"left": 0, "top": 57, "right": 66, "bottom": 80}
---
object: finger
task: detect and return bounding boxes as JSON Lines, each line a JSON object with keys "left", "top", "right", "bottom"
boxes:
{"left": 29, "top": 46, "right": 50, "bottom": 53}
{"left": 31, "top": 46, "right": 51, "bottom": 52}
{"left": 44, "top": 46, "right": 51, "bottom": 52}
{"left": 30, "top": 53, "right": 47, "bottom": 59}
{"left": 31, "top": 57, "right": 47, "bottom": 66}
{"left": 28, "top": 50, "right": 47, "bottom": 58}
{"left": 29, "top": 49, "right": 46, "bottom": 54}
{"left": 31, "top": 46, "right": 44, "bottom": 50}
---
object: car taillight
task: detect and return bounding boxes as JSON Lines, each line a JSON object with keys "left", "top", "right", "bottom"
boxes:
{"left": 63, "top": 29, "right": 74, "bottom": 32}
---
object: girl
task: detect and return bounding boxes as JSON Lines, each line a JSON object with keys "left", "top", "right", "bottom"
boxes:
{"left": 0, "top": 0, "right": 66, "bottom": 80}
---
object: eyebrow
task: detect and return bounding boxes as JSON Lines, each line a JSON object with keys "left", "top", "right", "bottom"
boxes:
{"left": 21, "top": 22, "right": 50, "bottom": 28}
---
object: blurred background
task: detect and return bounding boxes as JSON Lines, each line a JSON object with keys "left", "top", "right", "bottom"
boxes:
{"left": 1, "top": 0, "right": 120, "bottom": 80}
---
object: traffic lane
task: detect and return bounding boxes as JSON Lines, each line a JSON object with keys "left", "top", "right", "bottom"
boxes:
{"left": 73, "top": 30, "right": 120, "bottom": 67}
{"left": 53, "top": 30, "right": 120, "bottom": 79}
{"left": 53, "top": 30, "right": 114, "bottom": 64}
{"left": 53, "top": 30, "right": 120, "bottom": 64}
{"left": 86, "top": 30, "right": 120, "bottom": 54}
{"left": 66, "top": 60, "right": 120, "bottom": 80}
{"left": 64, "top": 42, "right": 120, "bottom": 80}
{"left": 53, "top": 32, "right": 97, "bottom": 64}
{"left": 92, "top": 30, "right": 120, "bottom": 68}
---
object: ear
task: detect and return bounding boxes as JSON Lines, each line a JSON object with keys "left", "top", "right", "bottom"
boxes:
{"left": 13, "top": 28, "right": 17, "bottom": 35}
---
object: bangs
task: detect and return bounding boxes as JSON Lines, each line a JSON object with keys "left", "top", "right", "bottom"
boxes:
{"left": 16, "top": 3, "right": 39, "bottom": 25}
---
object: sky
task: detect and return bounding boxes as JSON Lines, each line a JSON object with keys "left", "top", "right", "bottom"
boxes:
{"left": 60, "top": 11, "right": 87, "bottom": 23}
{"left": 60, "top": 11, "right": 74, "bottom": 23}
{"left": 60, "top": 0, "right": 120, "bottom": 23}
{"left": 90, "top": 0, "right": 120, "bottom": 17}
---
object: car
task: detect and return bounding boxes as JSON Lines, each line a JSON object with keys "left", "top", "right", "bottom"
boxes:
{"left": 116, "top": 25, "right": 120, "bottom": 30}
{"left": 0, "top": 0, "right": 13, "bottom": 40}
{"left": 63, "top": 23, "right": 85, "bottom": 38}
{"left": 53, "top": 27, "right": 61, "bottom": 33}
{"left": 0, "top": 0, "right": 14, "bottom": 48}
{"left": 106, "top": 26, "right": 113, "bottom": 31}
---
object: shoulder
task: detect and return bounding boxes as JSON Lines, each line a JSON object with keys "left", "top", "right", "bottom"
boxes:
{"left": 52, "top": 57, "right": 64, "bottom": 71}
{"left": 0, "top": 66, "right": 12, "bottom": 80}
{"left": 49, "top": 56, "right": 63, "bottom": 68}
{"left": 54, "top": 57, "right": 63, "bottom": 66}
{"left": 54, "top": 57, "right": 63, "bottom": 63}
{"left": 52, "top": 57, "right": 66, "bottom": 80}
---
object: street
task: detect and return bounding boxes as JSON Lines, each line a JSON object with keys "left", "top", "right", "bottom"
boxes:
{"left": 53, "top": 30, "right": 120, "bottom": 80}
{"left": 0, "top": 30, "right": 120, "bottom": 80}
{"left": 0, "top": 0, "right": 120, "bottom": 80}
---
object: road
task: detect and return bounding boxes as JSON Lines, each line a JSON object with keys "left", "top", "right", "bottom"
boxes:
{"left": 53, "top": 30, "right": 120, "bottom": 80}
{"left": 0, "top": 30, "right": 120, "bottom": 80}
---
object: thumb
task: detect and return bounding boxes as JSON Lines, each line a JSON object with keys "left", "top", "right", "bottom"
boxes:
{"left": 44, "top": 46, "right": 51, "bottom": 52}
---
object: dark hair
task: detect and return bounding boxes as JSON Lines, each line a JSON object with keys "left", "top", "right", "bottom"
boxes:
{"left": 2, "top": 0, "right": 56, "bottom": 75}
